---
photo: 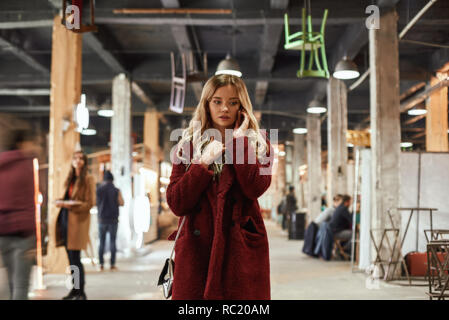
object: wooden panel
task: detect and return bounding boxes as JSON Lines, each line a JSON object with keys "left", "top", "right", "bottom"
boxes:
{"left": 45, "top": 15, "right": 82, "bottom": 274}
{"left": 143, "top": 109, "right": 160, "bottom": 243}
{"left": 426, "top": 75, "right": 448, "bottom": 152}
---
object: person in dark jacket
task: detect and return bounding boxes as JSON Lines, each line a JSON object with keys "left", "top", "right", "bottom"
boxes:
{"left": 329, "top": 195, "right": 353, "bottom": 250}
{"left": 96, "top": 170, "right": 124, "bottom": 271}
{"left": 283, "top": 186, "right": 298, "bottom": 230}
{"left": 0, "top": 129, "right": 38, "bottom": 300}
{"left": 313, "top": 221, "right": 334, "bottom": 260}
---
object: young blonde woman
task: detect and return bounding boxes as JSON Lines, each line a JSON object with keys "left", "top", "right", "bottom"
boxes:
{"left": 55, "top": 150, "right": 95, "bottom": 300}
{"left": 166, "top": 74, "right": 274, "bottom": 300}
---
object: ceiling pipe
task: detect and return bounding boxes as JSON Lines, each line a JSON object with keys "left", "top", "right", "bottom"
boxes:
{"left": 0, "top": 88, "right": 50, "bottom": 96}
{"left": 113, "top": 8, "right": 232, "bottom": 15}
{"left": 400, "top": 39, "right": 449, "bottom": 49}
{"left": 398, "top": 0, "right": 439, "bottom": 39}
{"left": 349, "top": 0, "right": 439, "bottom": 92}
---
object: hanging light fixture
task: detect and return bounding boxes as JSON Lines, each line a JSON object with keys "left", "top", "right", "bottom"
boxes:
{"left": 407, "top": 106, "right": 427, "bottom": 116}
{"left": 81, "top": 128, "right": 96, "bottom": 136}
{"left": 97, "top": 101, "right": 114, "bottom": 117}
{"left": 333, "top": 56, "right": 360, "bottom": 80}
{"left": 293, "top": 128, "right": 307, "bottom": 134}
{"left": 307, "top": 99, "right": 327, "bottom": 114}
{"left": 215, "top": 53, "right": 242, "bottom": 77}
{"left": 400, "top": 142, "right": 413, "bottom": 148}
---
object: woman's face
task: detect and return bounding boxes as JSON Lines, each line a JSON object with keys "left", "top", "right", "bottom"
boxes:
{"left": 72, "top": 152, "right": 85, "bottom": 171}
{"left": 208, "top": 85, "right": 241, "bottom": 131}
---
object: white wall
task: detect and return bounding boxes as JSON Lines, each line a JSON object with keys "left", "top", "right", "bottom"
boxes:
{"left": 358, "top": 151, "right": 449, "bottom": 268}
{"left": 400, "top": 152, "right": 449, "bottom": 254}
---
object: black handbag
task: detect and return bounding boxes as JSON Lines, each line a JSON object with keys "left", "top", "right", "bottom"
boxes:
{"left": 157, "top": 216, "right": 186, "bottom": 299}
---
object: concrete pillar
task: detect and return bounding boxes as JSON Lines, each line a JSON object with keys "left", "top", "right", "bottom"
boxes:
{"left": 369, "top": 8, "right": 401, "bottom": 271}
{"left": 327, "top": 77, "right": 348, "bottom": 206}
{"left": 293, "top": 133, "right": 306, "bottom": 210}
{"left": 307, "top": 114, "right": 322, "bottom": 222}
{"left": 46, "top": 15, "right": 82, "bottom": 273}
{"left": 111, "top": 73, "right": 133, "bottom": 254}
{"left": 143, "top": 109, "right": 160, "bottom": 243}
{"left": 426, "top": 74, "right": 448, "bottom": 152}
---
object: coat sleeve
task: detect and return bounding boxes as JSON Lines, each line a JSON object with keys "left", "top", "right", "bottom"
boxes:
{"left": 226, "top": 135, "right": 274, "bottom": 200}
{"left": 166, "top": 152, "right": 214, "bottom": 217}
{"left": 72, "top": 175, "right": 96, "bottom": 214}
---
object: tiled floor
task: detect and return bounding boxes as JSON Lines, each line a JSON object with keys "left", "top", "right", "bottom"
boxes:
{"left": 0, "top": 219, "right": 427, "bottom": 300}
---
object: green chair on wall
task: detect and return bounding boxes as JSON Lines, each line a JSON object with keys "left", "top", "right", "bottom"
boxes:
{"left": 284, "top": 7, "right": 330, "bottom": 79}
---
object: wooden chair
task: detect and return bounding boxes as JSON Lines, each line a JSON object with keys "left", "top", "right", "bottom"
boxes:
{"left": 333, "top": 237, "right": 350, "bottom": 261}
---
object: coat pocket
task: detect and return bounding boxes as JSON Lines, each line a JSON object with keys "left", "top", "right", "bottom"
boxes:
{"left": 239, "top": 216, "right": 264, "bottom": 245}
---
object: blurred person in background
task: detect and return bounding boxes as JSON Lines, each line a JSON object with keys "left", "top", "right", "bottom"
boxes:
{"left": 329, "top": 194, "right": 353, "bottom": 253}
{"left": 55, "top": 150, "right": 95, "bottom": 300}
{"left": 314, "top": 194, "right": 343, "bottom": 226}
{"left": 284, "top": 185, "right": 298, "bottom": 230}
{"left": 276, "top": 188, "right": 286, "bottom": 227}
{"left": 302, "top": 194, "right": 343, "bottom": 257}
{"left": 0, "top": 129, "right": 38, "bottom": 300}
{"left": 96, "top": 170, "right": 124, "bottom": 271}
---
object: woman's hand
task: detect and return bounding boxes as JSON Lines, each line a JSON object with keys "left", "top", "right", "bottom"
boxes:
{"left": 233, "top": 110, "right": 249, "bottom": 138}
{"left": 200, "top": 139, "right": 225, "bottom": 166}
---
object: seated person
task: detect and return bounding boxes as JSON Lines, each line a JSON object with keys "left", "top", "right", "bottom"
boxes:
{"left": 303, "top": 194, "right": 343, "bottom": 257}
{"left": 314, "top": 194, "right": 343, "bottom": 226}
{"left": 329, "top": 195, "right": 353, "bottom": 250}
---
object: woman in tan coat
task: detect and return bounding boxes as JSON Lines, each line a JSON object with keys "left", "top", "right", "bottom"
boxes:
{"left": 55, "top": 150, "right": 95, "bottom": 300}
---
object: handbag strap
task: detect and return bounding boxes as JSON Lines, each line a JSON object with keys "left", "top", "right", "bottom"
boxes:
{"left": 168, "top": 161, "right": 192, "bottom": 261}
{"left": 169, "top": 216, "right": 185, "bottom": 261}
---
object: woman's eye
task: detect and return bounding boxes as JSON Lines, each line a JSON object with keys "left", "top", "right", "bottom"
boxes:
{"left": 230, "top": 102, "right": 239, "bottom": 106}
{"left": 213, "top": 100, "right": 221, "bottom": 105}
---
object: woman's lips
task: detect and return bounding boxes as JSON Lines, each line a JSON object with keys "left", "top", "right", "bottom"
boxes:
{"left": 219, "top": 116, "right": 230, "bottom": 120}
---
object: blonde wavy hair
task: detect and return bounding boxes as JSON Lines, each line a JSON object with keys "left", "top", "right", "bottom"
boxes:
{"left": 177, "top": 74, "right": 268, "bottom": 162}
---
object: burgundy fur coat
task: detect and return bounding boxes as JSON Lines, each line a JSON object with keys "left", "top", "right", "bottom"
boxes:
{"left": 166, "top": 136, "right": 273, "bottom": 300}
